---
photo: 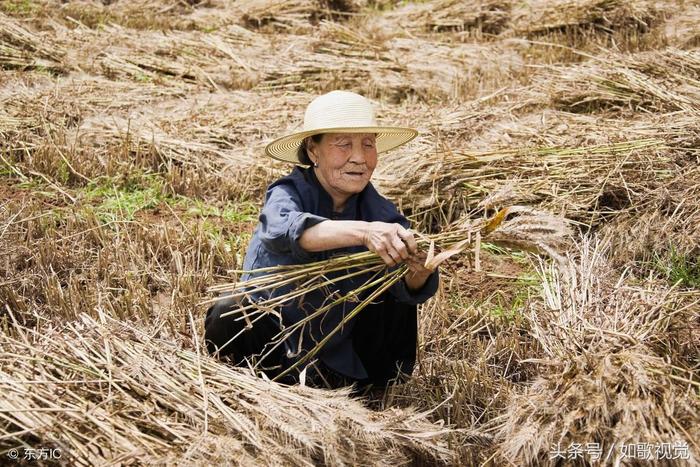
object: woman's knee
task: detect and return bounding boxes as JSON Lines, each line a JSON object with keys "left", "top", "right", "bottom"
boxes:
{"left": 203, "top": 295, "right": 240, "bottom": 356}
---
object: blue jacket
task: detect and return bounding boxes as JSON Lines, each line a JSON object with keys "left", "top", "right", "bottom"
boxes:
{"left": 241, "top": 166, "right": 439, "bottom": 380}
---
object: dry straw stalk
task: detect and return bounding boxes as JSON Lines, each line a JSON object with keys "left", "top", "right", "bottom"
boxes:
{"left": 207, "top": 206, "right": 572, "bottom": 380}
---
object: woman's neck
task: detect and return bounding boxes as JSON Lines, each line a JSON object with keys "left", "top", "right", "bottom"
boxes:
{"left": 313, "top": 168, "right": 350, "bottom": 212}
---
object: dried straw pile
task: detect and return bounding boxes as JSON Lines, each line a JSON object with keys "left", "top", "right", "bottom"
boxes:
{"left": 0, "top": 11, "right": 65, "bottom": 72}
{"left": 237, "top": 0, "right": 365, "bottom": 32}
{"left": 489, "top": 238, "right": 700, "bottom": 465}
{"left": 600, "top": 164, "right": 700, "bottom": 268}
{"left": 375, "top": 138, "right": 671, "bottom": 229}
{"left": 378, "top": 0, "right": 512, "bottom": 36}
{"left": 0, "top": 311, "right": 453, "bottom": 466}
{"left": 24, "top": 0, "right": 230, "bottom": 31}
{"left": 511, "top": 0, "right": 661, "bottom": 36}
{"left": 664, "top": 2, "right": 700, "bottom": 48}
{"left": 545, "top": 48, "right": 700, "bottom": 113}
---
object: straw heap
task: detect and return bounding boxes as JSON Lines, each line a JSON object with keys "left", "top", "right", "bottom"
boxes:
{"left": 511, "top": 0, "right": 661, "bottom": 36}
{"left": 489, "top": 238, "right": 700, "bottom": 465}
{"left": 379, "top": 0, "right": 512, "bottom": 35}
{"left": 546, "top": 48, "right": 700, "bottom": 113}
{"left": 0, "top": 12, "right": 65, "bottom": 72}
{"left": 0, "top": 310, "right": 453, "bottom": 465}
{"left": 375, "top": 138, "right": 670, "bottom": 229}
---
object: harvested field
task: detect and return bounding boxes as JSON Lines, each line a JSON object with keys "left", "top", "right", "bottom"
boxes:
{"left": 0, "top": 0, "right": 698, "bottom": 465}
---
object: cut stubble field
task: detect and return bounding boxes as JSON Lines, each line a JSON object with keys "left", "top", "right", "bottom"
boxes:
{"left": 0, "top": 0, "right": 698, "bottom": 465}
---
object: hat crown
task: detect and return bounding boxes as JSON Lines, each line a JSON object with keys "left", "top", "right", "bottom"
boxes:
{"left": 303, "top": 90, "right": 377, "bottom": 132}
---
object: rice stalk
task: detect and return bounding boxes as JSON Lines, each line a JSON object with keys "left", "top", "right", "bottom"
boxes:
{"left": 599, "top": 164, "right": 700, "bottom": 268}
{"left": 236, "top": 0, "right": 365, "bottom": 32}
{"left": 0, "top": 12, "right": 65, "bottom": 71}
{"left": 206, "top": 206, "right": 572, "bottom": 380}
{"left": 546, "top": 48, "right": 700, "bottom": 113}
{"left": 511, "top": 0, "right": 660, "bottom": 36}
{"left": 488, "top": 237, "right": 700, "bottom": 465}
{"left": 375, "top": 138, "right": 669, "bottom": 229}
{"left": 665, "top": 3, "right": 700, "bottom": 48}
{"left": 0, "top": 311, "right": 454, "bottom": 465}
{"left": 378, "top": 0, "right": 512, "bottom": 36}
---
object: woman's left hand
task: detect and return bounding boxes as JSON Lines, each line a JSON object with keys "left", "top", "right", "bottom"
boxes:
{"left": 403, "top": 252, "right": 435, "bottom": 291}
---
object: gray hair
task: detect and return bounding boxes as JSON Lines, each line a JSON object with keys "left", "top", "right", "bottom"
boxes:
{"left": 297, "top": 134, "right": 324, "bottom": 166}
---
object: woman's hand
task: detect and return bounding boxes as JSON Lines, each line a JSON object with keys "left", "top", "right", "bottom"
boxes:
{"left": 362, "top": 222, "right": 418, "bottom": 267}
{"left": 404, "top": 252, "right": 436, "bottom": 291}
{"left": 362, "top": 222, "right": 437, "bottom": 291}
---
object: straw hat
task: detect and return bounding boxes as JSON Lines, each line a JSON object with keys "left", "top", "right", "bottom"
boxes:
{"left": 265, "top": 90, "right": 418, "bottom": 164}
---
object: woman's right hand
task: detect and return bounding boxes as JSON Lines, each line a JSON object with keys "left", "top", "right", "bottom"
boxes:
{"left": 362, "top": 222, "right": 418, "bottom": 267}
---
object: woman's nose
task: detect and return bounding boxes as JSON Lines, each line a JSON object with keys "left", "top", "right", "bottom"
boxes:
{"left": 348, "top": 143, "right": 367, "bottom": 163}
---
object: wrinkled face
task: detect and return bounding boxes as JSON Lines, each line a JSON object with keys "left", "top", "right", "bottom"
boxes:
{"left": 307, "top": 132, "right": 378, "bottom": 198}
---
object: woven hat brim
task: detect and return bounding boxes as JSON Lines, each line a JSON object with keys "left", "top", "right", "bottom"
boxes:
{"left": 264, "top": 126, "right": 418, "bottom": 164}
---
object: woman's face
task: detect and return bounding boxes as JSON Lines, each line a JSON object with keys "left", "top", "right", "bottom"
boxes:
{"left": 307, "top": 132, "right": 378, "bottom": 199}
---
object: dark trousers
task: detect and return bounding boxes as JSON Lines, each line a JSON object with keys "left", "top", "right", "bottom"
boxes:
{"left": 203, "top": 293, "right": 418, "bottom": 389}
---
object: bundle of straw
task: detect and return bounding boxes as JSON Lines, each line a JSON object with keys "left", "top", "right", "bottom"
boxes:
{"left": 207, "top": 206, "right": 571, "bottom": 380}
{"left": 236, "top": 0, "right": 364, "bottom": 31}
{"left": 665, "top": 3, "right": 700, "bottom": 48}
{"left": 546, "top": 48, "right": 700, "bottom": 113}
{"left": 75, "top": 115, "right": 233, "bottom": 168}
{"left": 313, "top": 21, "right": 523, "bottom": 102}
{"left": 489, "top": 237, "right": 700, "bottom": 465}
{"left": 379, "top": 0, "right": 512, "bottom": 35}
{"left": 39, "top": 0, "right": 221, "bottom": 30}
{"left": 375, "top": 138, "right": 670, "bottom": 229}
{"left": 68, "top": 88, "right": 305, "bottom": 185}
{"left": 0, "top": 310, "right": 453, "bottom": 465}
{"left": 74, "top": 22, "right": 269, "bottom": 90}
{"left": 600, "top": 165, "right": 700, "bottom": 267}
{"left": 511, "top": 0, "right": 659, "bottom": 36}
{"left": 0, "top": 12, "right": 65, "bottom": 72}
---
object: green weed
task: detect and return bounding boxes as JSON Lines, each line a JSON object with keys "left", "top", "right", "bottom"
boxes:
{"left": 651, "top": 246, "right": 700, "bottom": 289}
{"left": 486, "top": 273, "right": 539, "bottom": 321}
{"left": 1, "top": 0, "right": 37, "bottom": 15}
{"left": 481, "top": 242, "right": 530, "bottom": 264}
{"left": 82, "top": 172, "right": 257, "bottom": 228}
{"left": 179, "top": 198, "right": 257, "bottom": 224}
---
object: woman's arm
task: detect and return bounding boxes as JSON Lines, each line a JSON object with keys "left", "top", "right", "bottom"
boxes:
{"left": 297, "top": 220, "right": 368, "bottom": 252}
{"left": 404, "top": 253, "right": 435, "bottom": 291}
{"left": 300, "top": 220, "right": 436, "bottom": 291}
{"left": 299, "top": 220, "right": 419, "bottom": 266}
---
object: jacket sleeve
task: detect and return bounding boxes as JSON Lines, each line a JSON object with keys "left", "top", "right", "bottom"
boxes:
{"left": 388, "top": 268, "right": 440, "bottom": 305}
{"left": 258, "top": 184, "right": 328, "bottom": 262}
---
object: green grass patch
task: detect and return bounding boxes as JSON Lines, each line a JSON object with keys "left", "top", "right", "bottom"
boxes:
{"left": 484, "top": 273, "right": 539, "bottom": 321}
{"left": 82, "top": 171, "right": 257, "bottom": 227}
{"left": 447, "top": 269, "right": 539, "bottom": 323}
{"left": 1, "top": 0, "right": 38, "bottom": 15}
{"left": 650, "top": 246, "right": 700, "bottom": 289}
{"left": 481, "top": 242, "right": 531, "bottom": 265}
{"left": 179, "top": 198, "right": 257, "bottom": 224}
{"left": 82, "top": 173, "right": 164, "bottom": 223}
{"left": 198, "top": 25, "right": 220, "bottom": 33}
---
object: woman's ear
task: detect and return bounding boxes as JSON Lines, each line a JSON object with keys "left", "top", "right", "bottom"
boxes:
{"left": 306, "top": 139, "right": 319, "bottom": 166}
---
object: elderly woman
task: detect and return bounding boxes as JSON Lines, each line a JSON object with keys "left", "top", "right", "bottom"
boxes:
{"left": 204, "top": 90, "right": 439, "bottom": 389}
